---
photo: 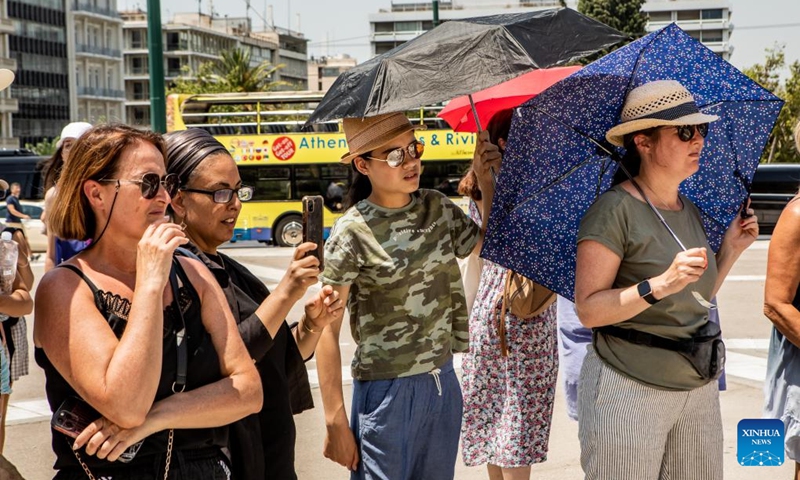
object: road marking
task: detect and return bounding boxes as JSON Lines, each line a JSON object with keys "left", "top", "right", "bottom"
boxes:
{"left": 726, "top": 275, "right": 766, "bottom": 282}
{"left": 6, "top": 399, "right": 51, "bottom": 426}
{"left": 725, "top": 351, "right": 768, "bottom": 383}
{"left": 726, "top": 338, "right": 770, "bottom": 350}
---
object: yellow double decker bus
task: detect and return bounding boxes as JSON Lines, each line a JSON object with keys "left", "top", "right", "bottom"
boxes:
{"left": 166, "top": 91, "right": 475, "bottom": 246}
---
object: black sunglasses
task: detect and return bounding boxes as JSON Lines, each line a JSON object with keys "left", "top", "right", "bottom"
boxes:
{"left": 672, "top": 123, "right": 709, "bottom": 142}
{"left": 99, "top": 173, "right": 180, "bottom": 199}
{"left": 181, "top": 185, "right": 255, "bottom": 204}
{"left": 366, "top": 140, "right": 425, "bottom": 168}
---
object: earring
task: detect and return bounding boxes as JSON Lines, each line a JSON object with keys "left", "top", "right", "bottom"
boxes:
{"left": 179, "top": 221, "right": 187, "bottom": 231}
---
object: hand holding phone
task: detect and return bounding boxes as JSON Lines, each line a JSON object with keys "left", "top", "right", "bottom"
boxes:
{"left": 52, "top": 396, "right": 144, "bottom": 463}
{"left": 302, "top": 195, "right": 325, "bottom": 271}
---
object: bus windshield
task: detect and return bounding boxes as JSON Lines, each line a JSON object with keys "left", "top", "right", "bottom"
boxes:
{"left": 167, "top": 91, "right": 475, "bottom": 246}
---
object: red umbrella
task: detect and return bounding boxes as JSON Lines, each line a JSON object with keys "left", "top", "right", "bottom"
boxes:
{"left": 438, "top": 66, "right": 581, "bottom": 132}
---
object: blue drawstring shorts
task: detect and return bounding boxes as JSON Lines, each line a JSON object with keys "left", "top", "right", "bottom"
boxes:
{"left": 350, "top": 358, "right": 462, "bottom": 480}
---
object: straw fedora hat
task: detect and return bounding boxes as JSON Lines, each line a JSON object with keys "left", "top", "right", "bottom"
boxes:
{"left": 340, "top": 112, "right": 425, "bottom": 164}
{"left": 0, "top": 69, "right": 13, "bottom": 92}
{"left": 606, "top": 80, "right": 719, "bottom": 147}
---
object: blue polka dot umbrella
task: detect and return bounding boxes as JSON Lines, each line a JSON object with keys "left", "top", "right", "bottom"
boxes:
{"left": 481, "top": 24, "right": 784, "bottom": 301}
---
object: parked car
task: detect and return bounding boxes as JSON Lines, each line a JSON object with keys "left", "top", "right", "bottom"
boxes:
{"left": 750, "top": 163, "right": 800, "bottom": 234}
{"left": 0, "top": 199, "right": 47, "bottom": 252}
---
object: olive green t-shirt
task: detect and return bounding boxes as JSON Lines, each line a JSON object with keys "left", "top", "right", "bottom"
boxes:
{"left": 577, "top": 184, "right": 718, "bottom": 390}
{"left": 321, "top": 189, "right": 480, "bottom": 381}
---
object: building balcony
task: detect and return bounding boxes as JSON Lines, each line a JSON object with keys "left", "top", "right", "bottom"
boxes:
{"left": 77, "top": 87, "right": 126, "bottom": 99}
{"left": 125, "top": 99, "right": 151, "bottom": 106}
{"left": 76, "top": 44, "right": 122, "bottom": 59}
{"left": 371, "top": 31, "right": 425, "bottom": 43}
{"left": 0, "top": 97, "right": 18, "bottom": 114}
{"left": 0, "top": 137, "right": 19, "bottom": 149}
{"left": 0, "top": 18, "right": 14, "bottom": 35}
{"left": 0, "top": 58, "right": 16, "bottom": 72}
{"left": 72, "top": 2, "right": 122, "bottom": 20}
{"left": 647, "top": 18, "right": 730, "bottom": 31}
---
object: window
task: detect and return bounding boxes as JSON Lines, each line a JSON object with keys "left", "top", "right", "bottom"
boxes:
{"left": 131, "top": 56, "right": 146, "bottom": 74}
{"left": 394, "top": 21, "right": 419, "bottom": 32}
{"left": 677, "top": 10, "right": 700, "bottom": 21}
{"left": 240, "top": 166, "right": 292, "bottom": 201}
{"left": 702, "top": 30, "right": 723, "bottom": 42}
{"left": 648, "top": 11, "right": 671, "bottom": 23}
{"left": 374, "top": 22, "right": 393, "bottom": 33}
{"left": 166, "top": 57, "right": 181, "bottom": 76}
{"left": 132, "top": 81, "right": 148, "bottom": 100}
{"left": 702, "top": 9, "right": 723, "bottom": 20}
{"left": 167, "top": 32, "right": 180, "bottom": 50}
{"left": 130, "top": 30, "right": 145, "bottom": 49}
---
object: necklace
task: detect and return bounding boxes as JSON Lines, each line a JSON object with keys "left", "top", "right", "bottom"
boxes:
{"left": 637, "top": 176, "right": 682, "bottom": 211}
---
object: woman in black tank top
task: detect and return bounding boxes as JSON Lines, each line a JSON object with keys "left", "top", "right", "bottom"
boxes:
{"left": 34, "top": 125, "right": 262, "bottom": 478}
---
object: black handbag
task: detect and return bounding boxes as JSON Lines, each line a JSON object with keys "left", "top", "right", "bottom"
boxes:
{"left": 597, "top": 321, "right": 725, "bottom": 382}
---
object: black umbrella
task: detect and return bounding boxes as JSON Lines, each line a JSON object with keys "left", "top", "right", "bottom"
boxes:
{"left": 306, "top": 8, "right": 625, "bottom": 124}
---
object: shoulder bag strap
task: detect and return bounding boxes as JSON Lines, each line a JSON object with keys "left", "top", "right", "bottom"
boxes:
{"left": 170, "top": 258, "right": 188, "bottom": 393}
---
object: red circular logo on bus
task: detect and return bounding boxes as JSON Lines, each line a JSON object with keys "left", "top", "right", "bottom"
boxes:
{"left": 272, "top": 137, "right": 296, "bottom": 161}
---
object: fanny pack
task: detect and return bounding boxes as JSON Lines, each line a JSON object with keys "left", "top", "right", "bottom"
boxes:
{"left": 597, "top": 321, "right": 725, "bottom": 382}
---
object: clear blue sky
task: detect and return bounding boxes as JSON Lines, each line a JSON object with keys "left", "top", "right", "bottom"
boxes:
{"left": 132, "top": 0, "right": 800, "bottom": 72}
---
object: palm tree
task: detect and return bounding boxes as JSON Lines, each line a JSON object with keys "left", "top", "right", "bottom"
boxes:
{"left": 213, "top": 48, "right": 285, "bottom": 92}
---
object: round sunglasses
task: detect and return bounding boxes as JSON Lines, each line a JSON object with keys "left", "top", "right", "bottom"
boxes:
{"left": 99, "top": 173, "right": 180, "bottom": 199}
{"left": 365, "top": 140, "right": 425, "bottom": 168}
{"left": 180, "top": 185, "right": 255, "bottom": 204}
{"left": 669, "top": 123, "right": 709, "bottom": 142}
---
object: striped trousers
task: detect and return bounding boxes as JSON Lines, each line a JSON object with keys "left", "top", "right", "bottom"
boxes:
{"left": 578, "top": 347, "right": 723, "bottom": 480}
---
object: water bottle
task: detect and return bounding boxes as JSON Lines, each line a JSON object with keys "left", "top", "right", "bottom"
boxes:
{"left": 0, "top": 231, "right": 18, "bottom": 295}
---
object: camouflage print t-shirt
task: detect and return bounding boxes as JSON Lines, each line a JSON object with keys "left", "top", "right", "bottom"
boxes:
{"left": 321, "top": 189, "right": 480, "bottom": 381}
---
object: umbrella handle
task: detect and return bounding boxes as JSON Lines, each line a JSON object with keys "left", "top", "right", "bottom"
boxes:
{"left": 468, "top": 94, "right": 483, "bottom": 132}
{"left": 470, "top": 93, "right": 499, "bottom": 187}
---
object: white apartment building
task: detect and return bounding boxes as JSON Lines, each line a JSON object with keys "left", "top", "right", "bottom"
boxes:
{"left": 0, "top": 0, "right": 18, "bottom": 149}
{"left": 370, "top": 1, "right": 733, "bottom": 60}
{"left": 122, "top": 11, "right": 307, "bottom": 126}
{"left": 643, "top": 0, "right": 733, "bottom": 60}
{"left": 308, "top": 54, "right": 358, "bottom": 92}
{"left": 68, "top": 0, "right": 126, "bottom": 123}
{"left": 370, "top": 0, "right": 563, "bottom": 56}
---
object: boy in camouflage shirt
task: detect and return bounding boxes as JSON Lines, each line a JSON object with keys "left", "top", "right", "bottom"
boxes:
{"left": 316, "top": 112, "right": 500, "bottom": 480}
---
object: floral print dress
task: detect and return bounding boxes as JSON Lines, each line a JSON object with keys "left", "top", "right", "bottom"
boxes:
{"left": 461, "top": 201, "right": 558, "bottom": 468}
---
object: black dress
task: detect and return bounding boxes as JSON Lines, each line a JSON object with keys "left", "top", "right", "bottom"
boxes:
{"left": 35, "top": 259, "right": 230, "bottom": 477}
{"left": 182, "top": 243, "right": 313, "bottom": 480}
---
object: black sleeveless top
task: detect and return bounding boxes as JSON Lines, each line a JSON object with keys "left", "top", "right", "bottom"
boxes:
{"left": 35, "top": 259, "right": 228, "bottom": 470}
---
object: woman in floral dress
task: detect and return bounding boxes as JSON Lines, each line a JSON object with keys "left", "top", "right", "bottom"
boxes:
{"left": 460, "top": 110, "right": 558, "bottom": 480}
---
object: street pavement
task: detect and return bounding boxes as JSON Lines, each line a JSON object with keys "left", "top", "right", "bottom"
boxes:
{"left": 4, "top": 239, "right": 792, "bottom": 479}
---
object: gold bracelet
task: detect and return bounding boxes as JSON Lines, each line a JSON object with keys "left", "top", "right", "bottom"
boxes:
{"left": 302, "top": 318, "right": 323, "bottom": 334}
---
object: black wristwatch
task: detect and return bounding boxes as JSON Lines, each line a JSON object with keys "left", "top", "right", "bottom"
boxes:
{"left": 637, "top": 279, "right": 660, "bottom": 305}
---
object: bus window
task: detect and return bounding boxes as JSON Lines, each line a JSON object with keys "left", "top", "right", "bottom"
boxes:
{"left": 295, "top": 164, "right": 350, "bottom": 212}
{"left": 240, "top": 166, "right": 292, "bottom": 201}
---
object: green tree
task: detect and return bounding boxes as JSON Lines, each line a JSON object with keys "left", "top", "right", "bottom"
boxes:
{"left": 214, "top": 48, "right": 285, "bottom": 93}
{"left": 169, "top": 47, "right": 285, "bottom": 95}
{"left": 578, "top": 0, "right": 647, "bottom": 39}
{"left": 25, "top": 137, "right": 57, "bottom": 156}
{"left": 743, "top": 45, "right": 800, "bottom": 163}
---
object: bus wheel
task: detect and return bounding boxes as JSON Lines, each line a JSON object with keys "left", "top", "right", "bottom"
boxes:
{"left": 275, "top": 215, "right": 303, "bottom": 247}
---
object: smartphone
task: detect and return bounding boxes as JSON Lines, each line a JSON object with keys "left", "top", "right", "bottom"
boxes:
{"left": 302, "top": 195, "right": 325, "bottom": 271}
{"left": 51, "top": 396, "right": 144, "bottom": 463}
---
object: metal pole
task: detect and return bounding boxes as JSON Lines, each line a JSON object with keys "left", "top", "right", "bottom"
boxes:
{"left": 432, "top": 0, "right": 439, "bottom": 27}
{"left": 147, "top": 0, "right": 166, "bottom": 132}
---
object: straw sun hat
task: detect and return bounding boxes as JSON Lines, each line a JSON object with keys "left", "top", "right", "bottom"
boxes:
{"left": 340, "top": 112, "right": 426, "bottom": 164}
{"left": 606, "top": 80, "right": 719, "bottom": 147}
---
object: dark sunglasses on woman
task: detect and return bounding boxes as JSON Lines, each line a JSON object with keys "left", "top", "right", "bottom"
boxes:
{"left": 99, "top": 173, "right": 180, "bottom": 199}
{"left": 672, "top": 123, "right": 709, "bottom": 142}
{"left": 366, "top": 140, "right": 425, "bottom": 168}
{"left": 180, "top": 185, "right": 255, "bottom": 204}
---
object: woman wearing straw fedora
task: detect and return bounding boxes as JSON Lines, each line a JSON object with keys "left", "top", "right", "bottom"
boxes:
{"left": 574, "top": 80, "right": 758, "bottom": 479}
{"left": 316, "top": 112, "right": 499, "bottom": 480}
